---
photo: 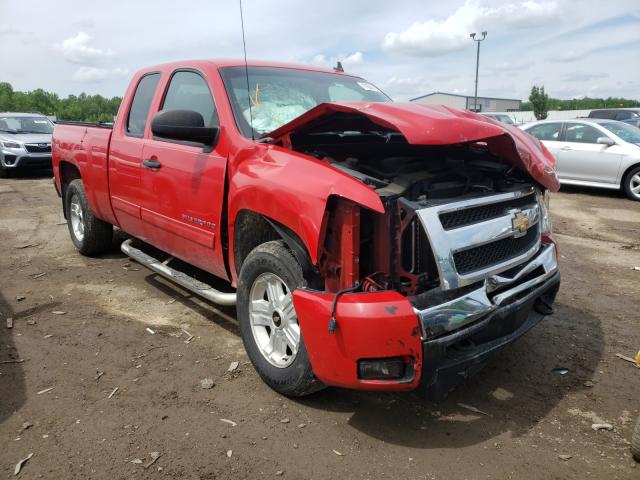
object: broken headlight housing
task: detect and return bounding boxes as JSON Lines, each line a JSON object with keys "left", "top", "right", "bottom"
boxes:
{"left": 538, "top": 189, "right": 552, "bottom": 235}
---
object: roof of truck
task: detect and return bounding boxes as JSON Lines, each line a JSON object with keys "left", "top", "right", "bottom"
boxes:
{"left": 141, "top": 59, "right": 355, "bottom": 76}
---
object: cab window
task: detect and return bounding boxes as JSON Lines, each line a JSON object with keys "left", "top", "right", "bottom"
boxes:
{"left": 564, "top": 123, "right": 603, "bottom": 144}
{"left": 126, "top": 73, "right": 161, "bottom": 137}
{"left": 161, "top": 71, "right": 218, "bottom": 127}
{"left": 526, "top": 123, "right": 561, "bottom": 141}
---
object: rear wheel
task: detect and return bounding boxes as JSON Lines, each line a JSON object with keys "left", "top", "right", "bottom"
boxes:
{"left": 623, "top": 166, "right": 640, "bottom": 201}
{"left": 237, "top": 240, "right": 323, "bottom": 397}
{"left": 65, "top": 179, "right": 113, "bottom": 255}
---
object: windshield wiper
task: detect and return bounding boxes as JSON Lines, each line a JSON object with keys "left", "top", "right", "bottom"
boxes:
{"left": 15, "top": 130, "right": 50, "bottom": 134}
{"left": 0, "top": 128, "right": 18, "bottom": 134}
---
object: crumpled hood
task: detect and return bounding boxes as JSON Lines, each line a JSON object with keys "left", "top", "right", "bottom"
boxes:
{"left": 265, "top": 102, "right": 559, "bottom": 191}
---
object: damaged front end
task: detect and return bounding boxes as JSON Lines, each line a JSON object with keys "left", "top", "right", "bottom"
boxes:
{"left": 271, "top": 102, "right": 560, "bottom": 396}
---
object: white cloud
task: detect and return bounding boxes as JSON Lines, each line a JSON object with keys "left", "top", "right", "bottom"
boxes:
{"left": 562, "top": 72, "right": 608, "bottom": 82}
{"left": 0, "top": 25, "right": 20, "bottom": 35}
{"left": 56, "top": 32, "right": 115, "bottom": 64}
{"left": 311, "top": 51, "right": 364, "bottom": 70}
{"left": 382, "top": 1, "right": 560, "bottom": 57}
{"left": 380, "top": 75, "right": 433, "bottom": 98}
{"left": 549, "top": 49, "right": 590, "bottom": 63}
{"left": 486, "top": 61, "right": 532, "bottom": 74}
{"left": 72, "top": 66, "right": 129, "bottom": 83}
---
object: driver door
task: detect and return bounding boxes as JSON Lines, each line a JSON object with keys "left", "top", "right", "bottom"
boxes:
{"left": 140, "top": 69, "right": 228, "bottom": 280}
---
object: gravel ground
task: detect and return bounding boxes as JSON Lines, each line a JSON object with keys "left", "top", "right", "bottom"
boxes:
{"left": 1, "top": 173, "right": 639, "bottom": 479}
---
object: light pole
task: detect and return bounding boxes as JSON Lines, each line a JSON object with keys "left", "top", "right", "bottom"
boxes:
{"left": 470, "top": 31, "right": 487, "bottom": 112}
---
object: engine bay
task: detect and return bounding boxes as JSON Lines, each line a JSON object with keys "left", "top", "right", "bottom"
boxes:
{"left": 305, "top": 138, "right": 538, "bottom": 297}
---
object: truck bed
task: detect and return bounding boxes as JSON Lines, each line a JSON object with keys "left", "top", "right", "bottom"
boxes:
{"left": 52, "top": 122, "right": 116, "bottom": 225}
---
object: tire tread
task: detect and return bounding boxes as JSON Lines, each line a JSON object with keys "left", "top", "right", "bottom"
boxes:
{"left": 65, "top": 179, "right": 113, "bottom": 256}
{"left": 237, "top": 240, "right": 324, "bottom": 397}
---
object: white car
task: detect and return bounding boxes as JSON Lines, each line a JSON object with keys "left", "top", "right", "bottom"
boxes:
{"left": 520, "top": 118, "right": 640, "bottom": 201}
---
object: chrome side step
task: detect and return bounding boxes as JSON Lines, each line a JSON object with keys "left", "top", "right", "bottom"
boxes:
{"left": 120, "top": 239, "right": 237, "bottom": 306}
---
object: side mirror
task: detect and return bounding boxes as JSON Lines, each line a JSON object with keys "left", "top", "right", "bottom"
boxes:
{"left": 596, "top": 136, "right": 615, "bottom": 147}
{"left": 151, "top": 109, "right": 218, "bottom": 147}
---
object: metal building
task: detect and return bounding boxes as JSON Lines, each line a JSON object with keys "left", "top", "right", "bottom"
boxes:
{"left": 410, "top": 92, "right": 521, "bottom": 112}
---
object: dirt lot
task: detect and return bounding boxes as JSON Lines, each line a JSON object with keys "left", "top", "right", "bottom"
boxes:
{"left": 0, "top": 174, "right": 639, "bottom": 479}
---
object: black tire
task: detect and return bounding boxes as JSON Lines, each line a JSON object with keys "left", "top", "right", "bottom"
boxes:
{"left": 0, "top": 164, "right": 9, "bottom": 178}
{"left": 64, "top": 179, "right": 113, "bottom": 256}
{"left": 632, "top": 416, "right": 640, "bottom": 462}
{"left": 622, "top": 166, "right": 640, "bottom": 201}
{"left": 237, "top": 240, "right": 324, "bottom": 397}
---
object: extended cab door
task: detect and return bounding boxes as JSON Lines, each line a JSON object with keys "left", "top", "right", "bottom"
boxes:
{"left": 556, "top": 122, "right": 623, "bottom": 184}
{"left": 140, "top": 69, "right": 228, "bottom": 280}
{"left": 108, "top": 72, "right": 161, "bottom": 239}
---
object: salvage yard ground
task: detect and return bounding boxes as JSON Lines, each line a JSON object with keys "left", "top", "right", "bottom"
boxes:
{"left": 1, "top": 174, "right": 639, "bottom": 479}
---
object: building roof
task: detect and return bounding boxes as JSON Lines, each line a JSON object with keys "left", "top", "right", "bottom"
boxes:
{"left": 410, "top": 91, "right": 521, "bottom": 103}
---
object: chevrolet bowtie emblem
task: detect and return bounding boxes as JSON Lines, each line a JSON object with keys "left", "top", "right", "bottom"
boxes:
{"left": 512, "top": 212, "right": 529, "bottom": 237}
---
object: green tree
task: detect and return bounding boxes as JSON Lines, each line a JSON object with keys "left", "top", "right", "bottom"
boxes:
{"left": 529, "top": 85, "right": 549, "bottom": 120}
{"left": 0, "top": 82, "right": 121, "bottom": 122}
{"left": 0, "top": 82, "right": 14, "bottom": 111}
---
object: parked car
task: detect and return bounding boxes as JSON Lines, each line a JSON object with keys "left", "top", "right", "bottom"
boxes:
{"left": 480, "top": 112, "right": 516, "bottom": 125}
{"left": 520, "top": 118, "right": 640, "bottom": 201}
{"left": 52, "top": 59, "right": 560, "bottom": 399}
{"left": 588, "top": 108, "right": 640, "bottom": 128}
{"left": 0, "top": 112, "right": 54, "bottom": 177}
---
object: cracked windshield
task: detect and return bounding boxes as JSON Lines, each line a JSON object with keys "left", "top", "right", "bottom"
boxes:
{"left": 220, "top": 66, "right": 390, "bottom": 137}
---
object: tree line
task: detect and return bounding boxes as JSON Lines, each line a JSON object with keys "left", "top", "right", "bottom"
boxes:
{"left": 2, "top": 81, "right": 639, "bottom": 123}
{"left": 522, "top": 87, "right": 640, "bottom": 118}
{"left": 0, "top": 82, "right": 121, "bottom": 123}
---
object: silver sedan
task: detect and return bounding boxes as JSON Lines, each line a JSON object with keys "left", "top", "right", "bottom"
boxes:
{"left": 520, "top": 118, "right": 640, "bottom": 201}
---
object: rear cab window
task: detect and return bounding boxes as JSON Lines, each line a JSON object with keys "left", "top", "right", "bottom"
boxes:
{"left": 126, "top": 73, "right": 161, "bottom": 137}
{"left": 526, "top": 123, "right": 562, "bottom": 141}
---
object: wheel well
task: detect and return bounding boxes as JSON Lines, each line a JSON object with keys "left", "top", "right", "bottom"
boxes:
{"left": 233, "top": 210, "right": 317, "bottom": 284}
{"left": 621, "top": 163, "right": 640, "bottom": 186}
{"left": 59, "top": 161, "right": 81, "bottom": 217}
{"left": 234, "top": 211, "right": 280, "bottom": 275}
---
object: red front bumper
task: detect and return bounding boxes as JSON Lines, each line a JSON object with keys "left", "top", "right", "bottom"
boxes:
{"left": 292, "top": 289, "right": 423, "bottom": 391}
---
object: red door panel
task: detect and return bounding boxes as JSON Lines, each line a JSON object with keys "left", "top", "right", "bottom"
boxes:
{"left": 140, "top": 140, "right": 228, "bottom": 280}
{"left": 108, "top": 135, "right": 146, "bottom": 238}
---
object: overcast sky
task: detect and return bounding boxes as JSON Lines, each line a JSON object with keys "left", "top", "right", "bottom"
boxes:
{"left": 1, "top": 0, "right": 639, "bottom": 101}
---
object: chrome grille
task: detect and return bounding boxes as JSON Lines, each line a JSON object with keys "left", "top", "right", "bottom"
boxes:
{"left": 416, "top": 188, "right": 541, "bottom": 290}
{"left": 453, "top": 225, "right": 539, "bottom": 275}
{"left": 440, "top": 193, "right": 535, "bottom": 230}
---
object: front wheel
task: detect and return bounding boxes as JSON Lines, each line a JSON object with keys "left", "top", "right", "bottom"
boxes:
{"left": 623, "top": 166, "right": 640, "bottom": 201}
{"left": 65, "top": 179, "right": 113, "bottom": 256}
{"left": 237, "top": 240, "right": 323, "bottom": 397}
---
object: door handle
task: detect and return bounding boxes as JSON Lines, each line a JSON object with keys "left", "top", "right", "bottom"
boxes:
{"left": 560, "top": 146, "right": 572, "bottom": 151}
{"left": 143, "top": 159, "right": 161, "bottom": 169}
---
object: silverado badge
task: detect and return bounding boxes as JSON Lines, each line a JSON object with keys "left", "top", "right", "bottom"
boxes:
{"left": 512, "top": 212, "right": 529, "bottom": 237}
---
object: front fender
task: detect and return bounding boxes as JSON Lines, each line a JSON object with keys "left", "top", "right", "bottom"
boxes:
{"left": 227, "top": 144, "right": 383, "bottom": 283}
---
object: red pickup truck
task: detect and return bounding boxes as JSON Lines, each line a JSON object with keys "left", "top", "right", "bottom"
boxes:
{"left": 52, "top": 60, "right": 560, "bottom": 398}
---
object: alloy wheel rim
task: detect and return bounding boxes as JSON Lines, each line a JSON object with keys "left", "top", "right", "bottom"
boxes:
{"left": 248, "top": 272, "right": 300, "bottom": 368}
{"left": 630, "top": 173, "right": 640, "bottom": 199}
{"left": 69, "top": 195, "right": 85, "bottom": 242}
